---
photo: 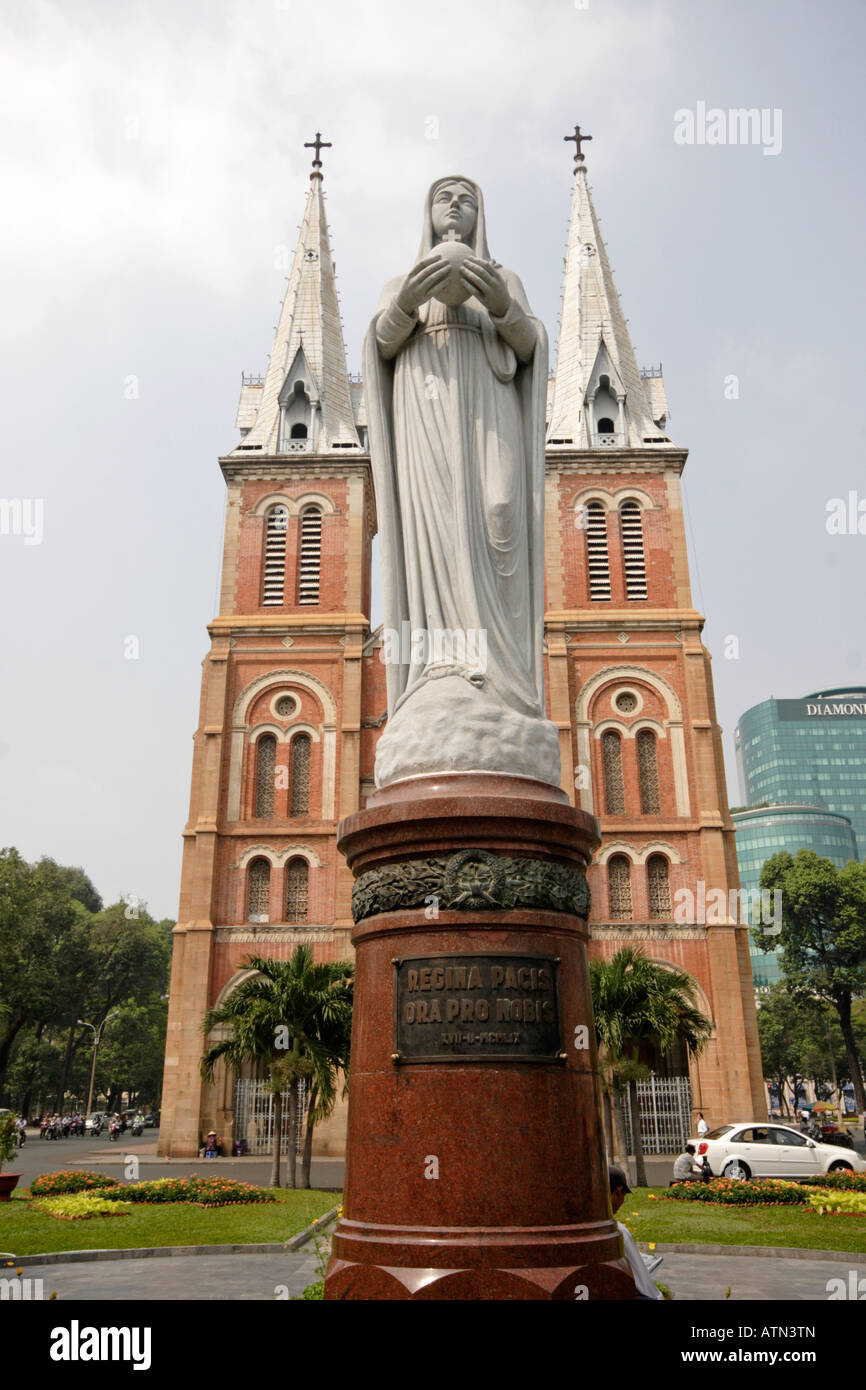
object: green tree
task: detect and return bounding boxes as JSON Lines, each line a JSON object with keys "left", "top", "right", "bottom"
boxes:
{"left": 590, "top": 947, "right": 712, "bottom": 1187}
{"left": 755, "top": 983, "right": 828, "bottom": 1112}
{"left": 756, "top": 852, "right": 866, "bottom": 1111}
{"left": 0, "top": 849, "right": 85, "bottom": 1098}
{"left": 201, "top": 946, "right": 353, "bottom": 1188}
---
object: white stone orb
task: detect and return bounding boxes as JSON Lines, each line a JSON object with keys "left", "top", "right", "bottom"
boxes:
{"left": 432, "top": 239, "right": 472, "bottom": 306}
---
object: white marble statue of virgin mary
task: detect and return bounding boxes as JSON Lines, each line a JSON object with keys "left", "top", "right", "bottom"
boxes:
{"left": 364, "top": 175, "right": 561, "bottom": 789}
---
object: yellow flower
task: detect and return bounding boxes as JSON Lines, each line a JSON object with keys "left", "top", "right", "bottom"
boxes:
{"left": 16, "top": 1267, "right": 23, "bottom": 1276}
{"left": 648, "top": 1242, "right": 656, "bottom": 1250}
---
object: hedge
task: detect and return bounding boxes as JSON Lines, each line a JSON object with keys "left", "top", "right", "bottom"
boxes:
{"left": 27, "top": 1171, "right": 274, "bottom": 1206}
{"left": 664, "top": 1179, "right": 806, "bottom": 1206}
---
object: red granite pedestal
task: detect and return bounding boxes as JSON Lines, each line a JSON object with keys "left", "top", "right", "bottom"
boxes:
{"left": 323, "top": 773, "right": 636, "bottom": 1300}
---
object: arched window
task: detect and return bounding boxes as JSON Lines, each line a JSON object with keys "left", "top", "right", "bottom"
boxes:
{"left": 285, "top": 858, "right": 309, "bottom": 923}
{"left": 608, "top": 855, "right": 633, "bottom": 920}
{"left": 254, "top": 734, "right": 276, "bottom": 818}
{"left": 298, "top": 507, "right": 322, "bottom": 605}
{"left": 637, "top": 729, "right": 660, "bottom": 814}
{"left": 585, "top": 501, "right": 610, "bottom": 601}
{"left": 247, "top": 858, "right": 271, "bottom": 923}
{"left": 647, "top": 855, "right": 671, "bottom": 920}
{"left": 290, "top": 423, "right": 308, "bottom": 439}
{"left": 597, "top": 417, "right": 615, "bottom": 434}
{"left": 602, "top": 730, "right": 625, "bottom": 814}
{"left": 620, "top": 500, "right": 647, "bottom": 600}
{"left": 290, "top": 734, "right": 311, "bottom": 817}
{"left": 262, "top": 505, "right": 288, "bottom": 606}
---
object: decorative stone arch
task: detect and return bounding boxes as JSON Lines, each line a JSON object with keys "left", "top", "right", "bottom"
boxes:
{"left": 295, "top": 491, "right": 336, "bottom": 516}
{"left": 638, "top": 956, "right": 715, "bottom": 1031}
{"left": 574, "top": 666, "right": 689, "bottom": 818}
{"left": 251, "top": 491, "right": 337, "bottom": 519}
{"left": 232, "top": 669, "right": 337, "bottom": 727}
{"left": 570, "top": 486, "right": 614, "bottom": 513}
{"left": 611, "top": 486, "right": 655, "bottom": 511}
{"left": 275, "top": 844, "right": 322, "bottom": 868}
{"left": 235, "top": 844, "right": 282, "bottom": 870}
{"left": 253, "top": 493, "right": 298, "bottom": 519}
{"left": 595, "top": 840, "right": 641, "bottom": 865}
{"left": 228, "top": 669, "right": 337, "bottom": 822}
{"left": 286, "top": 722, "right": 320, "bottom": 744}
{"left": 635, "top": 840, "right": 684, "bottom": 865}
{"left": 631, "top": 717, "right": 667, "bottom": 740}
{"left": 211, "top": 967, "right": 261, "bottom": 1012}
{"left": 248, "top": 723, "right": 284, "bottom": 745}
{"left": 593, "top": 718, "right": 631, "bottom": 740}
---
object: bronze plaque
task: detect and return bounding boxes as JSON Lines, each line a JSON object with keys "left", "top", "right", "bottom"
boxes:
{"left": 392, "top": 953, "right": 563, "bottom": 1064}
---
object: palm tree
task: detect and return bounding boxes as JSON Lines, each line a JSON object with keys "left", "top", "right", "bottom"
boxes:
{"left": 589, "top": 946, "right": 712, "bottom": 1188}
{"left": 201, "top": 946, "right": 353, "bottom": 1188}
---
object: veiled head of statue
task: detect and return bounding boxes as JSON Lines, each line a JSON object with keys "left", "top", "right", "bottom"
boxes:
{"left": 419, "top": 176, "right": 490, "bottom": 260}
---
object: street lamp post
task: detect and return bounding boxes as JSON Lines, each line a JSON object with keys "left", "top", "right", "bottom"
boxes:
{"left": 79, "top": 1013, "right": 118, "bottom": 1118}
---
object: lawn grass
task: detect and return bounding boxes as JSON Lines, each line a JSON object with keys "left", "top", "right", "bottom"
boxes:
{"left": 621, "top": 1188, "right": 866, "bottom": 1255}
{"left": 0, "top": 1186, "right": 339, "bottom": 1257}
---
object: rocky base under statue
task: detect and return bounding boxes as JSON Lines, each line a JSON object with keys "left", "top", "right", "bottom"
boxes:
{"left": 324, "top": 773, "right": 637, "bottom": 1301}
{"left": 373, "top": 675, "right": 561, "bottom": 789}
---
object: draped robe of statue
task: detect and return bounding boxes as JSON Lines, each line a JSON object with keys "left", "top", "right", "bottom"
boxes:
{"left": 364, "top": 176, "right": 561, "bottom": 789}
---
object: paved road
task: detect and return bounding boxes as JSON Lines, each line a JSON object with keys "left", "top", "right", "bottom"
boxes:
{"left": 14, "top": 1127, "right": 863, "bottom": 1193}
{"left": 15, "top": 1248, "right": 864, "bottom": 1301}
{"left": 8, "top": 1131, "right": 344, "bottom": 1191}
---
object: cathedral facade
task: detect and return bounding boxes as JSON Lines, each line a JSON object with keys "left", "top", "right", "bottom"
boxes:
{"left": 158, "top": 144, "right": 766, "bottom": 1158}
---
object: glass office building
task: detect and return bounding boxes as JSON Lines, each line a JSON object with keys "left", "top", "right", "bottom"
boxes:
{"left": 735, "top": 687, "right": 866, "bottom": 855}
{"left": 731, "top": 804, "right": 858, "bottom": 989}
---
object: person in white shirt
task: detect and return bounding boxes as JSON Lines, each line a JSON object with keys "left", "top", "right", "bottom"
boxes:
{"left": 672, "top": 1144, "right": 703, "bottom": 1182}
{"left": 609, "top": 1165, "right": 662, "bottom": 1301}
{"left": 696, "top": 1113, "right": 709, "bottom": 1139}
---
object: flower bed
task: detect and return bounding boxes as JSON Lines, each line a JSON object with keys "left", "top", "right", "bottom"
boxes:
{"left": 30, "top": 1193, "right": 132, "bottom": 1221}
{"left": 665, "top": 1179, "right": 805, "bottom": 1206}
{"left": 29, "top": 1171, "right": 120, "bottom": 1197}
{"left": 119, "top": 1176, "right": 276, "bottom": 1206}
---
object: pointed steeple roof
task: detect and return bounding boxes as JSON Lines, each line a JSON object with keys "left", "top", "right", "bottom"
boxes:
{"left": 232, "top": 145, "right": 360, "bottom": 455}
{"left": 548, "top": 152, "right": 664, "bottom": 448}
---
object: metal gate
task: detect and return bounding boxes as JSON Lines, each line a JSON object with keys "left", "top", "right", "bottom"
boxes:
{"left": 233, "top": 1078, "right": 307, "bottom": 1155}
{"left": 623, "top": 1075, "right": 692, "bottom": 1154}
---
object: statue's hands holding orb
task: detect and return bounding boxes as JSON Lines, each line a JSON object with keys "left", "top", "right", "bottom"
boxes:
{"left": 396, "top": 254, "right": 452, "bottom": 314}
{"left": 460, "top": 257, "right": 510, "bottom": 317}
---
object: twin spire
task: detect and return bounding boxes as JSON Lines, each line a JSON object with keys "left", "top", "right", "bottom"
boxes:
{"left": 233, "top": 133, "right": 360, "bottom": 456}
{"left": 547, "top": 127, "right": 668, "bottom": 448}
{"left": 233, "top": 128, "right": 670, "bottom": 456}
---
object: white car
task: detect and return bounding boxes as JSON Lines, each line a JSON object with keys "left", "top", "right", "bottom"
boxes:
{"left": 692, "top": 1123, "right": 866, "bottom": 1181}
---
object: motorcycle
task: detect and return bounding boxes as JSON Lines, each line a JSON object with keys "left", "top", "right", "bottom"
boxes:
{"left": 131, "top": 1120, "right": 143, "bottom": 1138}
{"left": 108, "top": 1120, "right": 120, "bottom": 1142}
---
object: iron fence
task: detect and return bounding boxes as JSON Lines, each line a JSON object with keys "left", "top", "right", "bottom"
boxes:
{"left": 623, "top": 1075, "right": 692, "bottom": 1154}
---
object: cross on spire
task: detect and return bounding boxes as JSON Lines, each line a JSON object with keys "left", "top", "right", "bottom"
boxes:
{"left": 564, "top": 124, "right": 592, "bottom": 166}
{"left": 304, "top": 131, "right": 332, "bottom": 171}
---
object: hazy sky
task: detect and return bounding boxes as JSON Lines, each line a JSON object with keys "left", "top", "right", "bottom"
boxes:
{"left": 1, "top": 0, "right": 863, "bottom": 918}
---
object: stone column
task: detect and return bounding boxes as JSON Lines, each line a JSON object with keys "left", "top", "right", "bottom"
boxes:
{"left": 324, "top": 772, "right": 636, "bottom": 1300}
